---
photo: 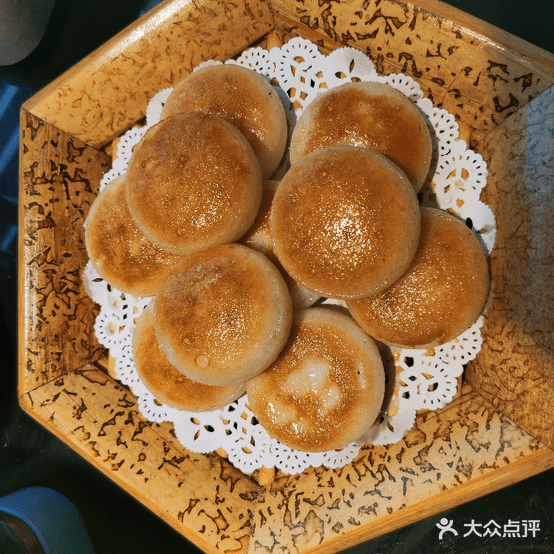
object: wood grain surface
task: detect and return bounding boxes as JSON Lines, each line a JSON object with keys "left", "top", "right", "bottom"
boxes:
{"left": 18, "top": 111, "right": 110, "bottom": 396}
{"left": 20, "top": 367, "right": 262, "bottom": 554}
{"left": 22, "top": 0, "right": 275, "bottom": 149}
{"left": 467, "top": 84, "right": 554, "bottom": 448}
{"left": 272, "top": 0, "right": 554, "bottom": 149}
{"left": 249, "top": 386, "right": 552, "bottom": 553}
{"left": 17, "top": 1, "right": 554, "bottom": 552}
{"left": 19, "top": 369, "right": 553, "bottom": 554}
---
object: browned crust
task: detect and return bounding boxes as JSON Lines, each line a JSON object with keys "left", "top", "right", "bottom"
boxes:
{"left": 271, "top": 146, "right": 421, "bottom": 299}
{"left": 348, "top": 207, "right": 490, "bottom": 349}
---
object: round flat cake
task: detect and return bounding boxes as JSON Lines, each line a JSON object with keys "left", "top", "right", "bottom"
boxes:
{"left": 240, "top": 179, "right": 321, "bottom": 310}
{"left": 126, "top": 112, "right": 262, "bottom": 256}
{"left": 245, "top": 307, "right": 386, "bottom": 452}
{"left": 271, "top": 145, "right": 421, "bottom": 299}
{"left": 133, "top": 303, "right": 245, "bottom": 411}
{"left": 85, "top": 174, "right": 181, "bottom": 297}
{"left": 162, "top": 64, "right": 288, "bottom": 179}
{"left": 347, "top": 207, "right": 491, "bottom": 349}
{"left": 154, "top": 243, "right": 293, "bottom": 387}
{"left": 289, "top": 81, "right": 433, "bottom": 192}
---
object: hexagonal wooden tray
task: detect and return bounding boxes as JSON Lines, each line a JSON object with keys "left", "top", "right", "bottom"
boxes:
{"left": 18, "top": 1, "right": 554, "bottom": 552}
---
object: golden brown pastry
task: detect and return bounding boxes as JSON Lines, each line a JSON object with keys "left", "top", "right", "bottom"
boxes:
{"left": 85, "top": 174, "right": 181, "bottom": 297}
{"left": 154, "top": 243, "right": 293, "bottom": 387}
{"left": 347, "top": 207, "right": 490, "bottom": 349}
{"left": 133, "top": 303, "right": 245, "bottom": 411}
{"left": 271, "top": 145, "right": 421, "bottom": 300}
{"left": 162, "top": 64, "right": 288, "bottom": 179}
{"left": 245, "top": 307, "right": 385, "bottom": 452}
{"left": 289, "top": 81, "right": 433, "bottom": 192}
{"left": 126, "top": 112, "right": 262, "bottom": 256}
{"left": 240, "top": 179, "right": 321, "bottom": 310}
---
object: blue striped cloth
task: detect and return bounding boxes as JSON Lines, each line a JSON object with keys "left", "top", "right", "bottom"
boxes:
{"left": 0, "top": 83, "right": 33, "bottom": 256}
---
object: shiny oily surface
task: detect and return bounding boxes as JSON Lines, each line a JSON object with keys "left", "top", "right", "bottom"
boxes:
{"left": 240, "top": 180, "right": 321, "bottom": 310}
{"left": 84, "top": 174, "right": 182, "bottom": 297}
{"left": 289, "top": 81, "right": 433, "bottom": 192}
{"left": 271, "top": 145, "right": 421, "bottom": 299}
{"left": 161, "top": 64, "right": 288, "bottom": 179}
{"left": 126, "top": 112, "right": 262, "bottom": 255}
{"left": 348, "top": 207, "right": 491, "bottom": 349}
{"left": 154, "top": 243, "right": 293, "bottom": 387}
{"left": 132, "top": 303, "right": 245, "bottom": 412}
{"left": 240, "top": 180, "right": 279, "bottom": 253}
{"left": 246, "top": 307, "right": 386, "bottom": 452}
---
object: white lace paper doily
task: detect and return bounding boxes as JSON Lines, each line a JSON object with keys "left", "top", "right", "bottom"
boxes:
{"left": 85, "top": 37, "right": 496, "bottom": 475}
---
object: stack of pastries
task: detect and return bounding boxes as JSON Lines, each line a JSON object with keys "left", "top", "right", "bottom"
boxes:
{"left": 85, "top": 64, "right": 490, "bottom": 452}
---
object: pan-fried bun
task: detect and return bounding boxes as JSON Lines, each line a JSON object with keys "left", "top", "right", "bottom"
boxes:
{"left": 154, "top": 243, "right": 293, "bottom": 387}
{"left": 347, "top": 207, "right": 490, "bottom": 349}
{"left": 162, "top": 64, "right": 288, "bottom": 179}
{"left": 290, "top": 81, "right": 432, "bottom": 192}
{"left": 271, "top": 145, "right": 421, "bottom": 300}
{"left": 133, "top": 303, "right": 245, "bottom": 411}
{"left": 240, "top": 180, "right": 321, "bottom": 310}
{"left": 245, "top": 307, "right": 385, "bottom": 452}
{"left": 85, "top": 174, "right": 181, "bottom": 296}
{"left": 126, "top": 112, "right": 262, "bottom": 256}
